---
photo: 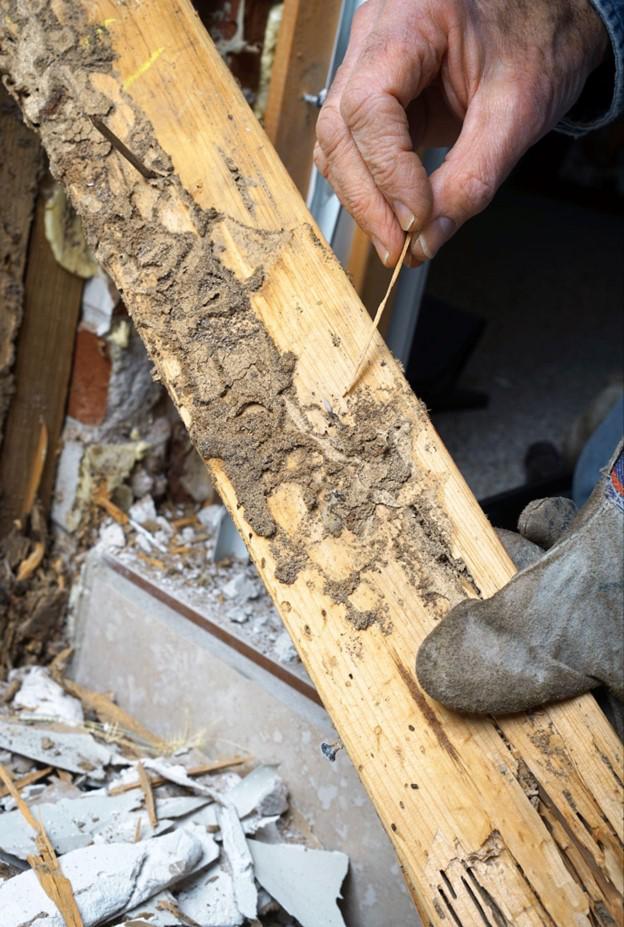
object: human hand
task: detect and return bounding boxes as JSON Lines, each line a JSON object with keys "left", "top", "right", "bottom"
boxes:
{"left": 314, "top": 0, "right": 608, "bottom": 267}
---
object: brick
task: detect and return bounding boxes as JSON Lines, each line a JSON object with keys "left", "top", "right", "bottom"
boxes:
{"left": 67, "top": 327, "right": 111, "bottom": 425}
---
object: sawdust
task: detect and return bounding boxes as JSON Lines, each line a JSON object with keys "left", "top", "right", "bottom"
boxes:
{"left": 0, "top": 0, "right": 478, "bottom": 636}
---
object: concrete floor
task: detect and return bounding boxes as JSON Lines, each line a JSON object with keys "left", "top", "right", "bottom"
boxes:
{"left": 426, "top": 189, "right": 624, "bottom": 500}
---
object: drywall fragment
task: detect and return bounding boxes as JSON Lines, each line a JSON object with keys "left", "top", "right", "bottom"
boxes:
{"left": 0, "top": 828, "right": 216, "bottom": 927}
{"left": 177, "top": 864, "right": 243, "bottom": 927}
{"left": 128, "top": 495, "right": 157, "bottom": 526}
{"left": 197, "top": 504, "right": 225, "bottom": 532}
{"left": 248, "top": 840, "right": 349, "bottom": 927}
{"left": 52, "top": 440, "right": 85, "bottom": 531}
{"left": 12, "top": 667, "right": 84, "bottom": 726}
{"left": 228, "top": 765, "right": 288, "bottom": 819}
{"left": 223, "top": 573, "right": 259, "bottom": 601}
{"left": 98, "top": 522, "right": 126, "bottom": 550}
{"left": 155, "top": 795, "right": 211, "bottom": 819}
{"left": 218, "top": 805, "right": 257, "bottom": 919}
{"left": 0, "top": 720, "right": 117, "bottom": 779}
{"left": 81, "top": 274, "right": 119, "bottom": 336}
{"left": 142, "top": 759, "right": 223, "bottom": 803}
{"left": 116, "top": 891, "right": 187, "bottom": 926}
{"left": 0, "top": 791, "right": 142, "bottom": 859}
{"left": 273, "top": 630, "right": 298, "bottom": 664}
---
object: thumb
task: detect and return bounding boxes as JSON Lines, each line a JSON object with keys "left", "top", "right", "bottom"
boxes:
{"left": 411, "top": 89, "right": 539, "bottom": 261}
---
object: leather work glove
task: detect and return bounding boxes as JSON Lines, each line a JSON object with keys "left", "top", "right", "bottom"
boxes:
{"left": 416, "top": 443, "right": 624, "bottom": 724}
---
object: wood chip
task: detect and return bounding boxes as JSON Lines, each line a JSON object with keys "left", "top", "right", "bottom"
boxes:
{"left": 51, "top": 668, "right": 168, "bottom": 754}
{"left": 137, "top": 761, "right": 158, "bottom": 828}
{"left": 22, "top": 422, "right": 48, "bottom": 518}
{"left": 16, "top": 540, "right": 45, "bottom": 582}
{"left": 109, "top": 755, "right": 249, "bottom": 796}
{"left": 92, "top": 481, "right": 129, "bottom": 525}
{"left": 158, "top": 897, "right": 201, "bottom": 927}
{"left": 344, "top": 231, "right": 413, "bottom": 395}
{"left": 0, "top": 763, "right": 84, "bottom": 927}
{"left": 134, "top": 814, "right": 142, "bottom": 843}
{"left": 0, "top": 765, "right": 53, "bottom": 799}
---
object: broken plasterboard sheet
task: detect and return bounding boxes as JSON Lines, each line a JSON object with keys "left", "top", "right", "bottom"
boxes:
{"left": 115, "top": 891, "right": 188, "bottom": 926}
{"left": 11, "top": 667, "right": 84, "bottom": 726}
{"left": 0, "top": 790, "right": 142, "bottom": 859}
{"left": 218, "top": 805, "right": 257, "bottom": 920}
{"left": 0, "top": 828, "right": 218, "bottom": 927}
{"left": 142, "top": 758, "right": 223, "bottom": 802}
{"left": 248, "top": 840, "right": 349, "bottom": 927}
{"left": 228, "top": 765, "right": 288, "bottom": 819}
{"left": 177, "top": 864, "right": 244, "bottom": 927}
{"left": 81, "top": 273, "right": 119, "bottom": 336}
{"left": 0, "top": 719, "right": 118, "bottom": 779}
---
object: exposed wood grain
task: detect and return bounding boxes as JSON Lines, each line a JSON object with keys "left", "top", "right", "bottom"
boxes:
{"left": 1, "top": 2, "right": 621, "bottom": 923}
{"left": 0, "top": 194, "right": 83, "bottom": 533}
{"left": 263, "top": 0, "right": 342, "bottom": 194}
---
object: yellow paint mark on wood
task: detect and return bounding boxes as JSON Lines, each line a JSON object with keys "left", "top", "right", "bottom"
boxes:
{"left": 123, "top": 47, "right": 164, "bottom": 89}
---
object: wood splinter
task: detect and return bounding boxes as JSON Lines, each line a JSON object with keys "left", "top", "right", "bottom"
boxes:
{"left": 343, "top": 232, "right": 413, "bottom": 396}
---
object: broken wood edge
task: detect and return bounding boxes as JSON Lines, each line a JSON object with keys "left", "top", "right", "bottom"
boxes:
{"left": 0, "top": 763, "right": 85, "bottom": 927}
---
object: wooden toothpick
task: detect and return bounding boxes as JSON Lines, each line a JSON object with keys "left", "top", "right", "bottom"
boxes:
{"left": 343, "top": 232, "right": 412, "bottom": 396}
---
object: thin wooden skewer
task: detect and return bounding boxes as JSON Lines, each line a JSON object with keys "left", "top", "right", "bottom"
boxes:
{"left": 343, "top": 232, "right": 413, "bottom": 396}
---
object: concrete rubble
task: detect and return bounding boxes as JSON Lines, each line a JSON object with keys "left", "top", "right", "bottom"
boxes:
{"left": 0, "top": 667, "right": 349, "bottom": 926}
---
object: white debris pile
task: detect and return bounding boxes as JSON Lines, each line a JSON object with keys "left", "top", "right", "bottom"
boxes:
{"left": 0, "top": 667, "right": 349, "bottom": 927}
{"left": 114, "top": 501, "right": 302, "bottom": 670}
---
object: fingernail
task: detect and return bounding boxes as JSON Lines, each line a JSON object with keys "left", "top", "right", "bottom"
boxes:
{"left": 413, "top": 216, "right": 455, "bottom": 261}
{"left": 392, "top": 201, "right": 417, "bottom": 232}
{"left": 372, "top": 238, "right": 391, "bottom": 267}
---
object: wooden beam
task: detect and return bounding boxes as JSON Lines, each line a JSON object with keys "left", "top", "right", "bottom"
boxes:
{"left": 1, "top": 3, "right": 621, "bottom": 923}
{"left": 0, "top": 193, "right": 83, "bottom": 532}
{"left": 263, "top": 0, "right": 342, "bottom": 194}
{"left": 0, "top": 88, "right": 41, "bottom": 449}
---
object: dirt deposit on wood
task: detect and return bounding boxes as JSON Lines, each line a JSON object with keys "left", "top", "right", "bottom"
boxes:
{"left": 0, "top": 0, "right": 477, "bottom": 634}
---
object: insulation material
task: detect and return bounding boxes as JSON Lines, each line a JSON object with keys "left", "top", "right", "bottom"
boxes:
{"left": 43, "top": 184, "right": 98, "bottom": 278}
{"left": 11, "top": 667, "right": 84, "bottom": 726}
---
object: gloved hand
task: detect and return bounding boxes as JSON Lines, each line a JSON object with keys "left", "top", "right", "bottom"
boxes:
{"left": 416, "top": 443, "right": 624, "bottom": 719}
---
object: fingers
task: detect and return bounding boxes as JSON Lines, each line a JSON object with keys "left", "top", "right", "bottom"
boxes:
{"left": 411, "top": 90, "right": 539, "bottom": 262}
{"left": 315, "top": 99, "right": 404, "bottom": 265}
{"left": 316, "top": 3, "right": 439, "bottom": 265}
{"left": 339, "top": 47, "right": 435, "bottom": 233}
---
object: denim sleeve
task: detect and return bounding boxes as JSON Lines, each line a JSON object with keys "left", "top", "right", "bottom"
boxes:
{"left": 557, "top": 0, "right": 624, "bottom": 136}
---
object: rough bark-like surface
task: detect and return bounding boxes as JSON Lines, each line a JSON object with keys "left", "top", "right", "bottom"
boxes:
{"left": 0, "top": 87, "right": 41, "bottom": 446}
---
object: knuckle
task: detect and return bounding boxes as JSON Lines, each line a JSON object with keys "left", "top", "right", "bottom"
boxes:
{"left": 316, "top": 106, "right": 346, "bottom": 157}
{"left": 369, "top": 151, "right": 403, "bottom": 190}
{"left": 340, "top": 82, "right": 372, "bottom": 131}
{"left": 458, "top": 171, "right": 495, "bottom": 215}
